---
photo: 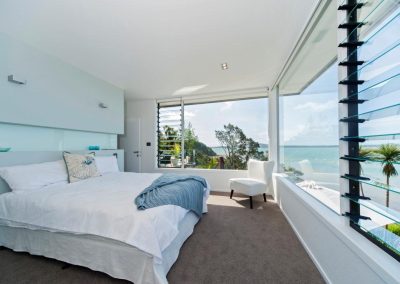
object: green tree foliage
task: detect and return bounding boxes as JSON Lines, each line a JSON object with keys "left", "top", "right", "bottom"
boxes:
{"left": 371, "top": 144, "right": 400, "bottom": 208}
{"left": 387, "top": 223, "right": 400, "bottom": 237}
{"left": 184, "top": 123, "right": 217, "bottom": 168}
{"left": 215, "top": 124, "right": 268, "bottom": 170}
{"left": 359, "top": 146, "right": 375, "bottom": 196}
{"left": 158, "top": 125, "right": 180, "bottom": 166}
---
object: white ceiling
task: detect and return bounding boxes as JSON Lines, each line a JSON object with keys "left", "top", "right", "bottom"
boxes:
{"left": 0, "top": 0, "right": 319, "bottom": 100}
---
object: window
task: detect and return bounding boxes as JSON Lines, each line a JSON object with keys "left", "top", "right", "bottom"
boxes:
{"left": 277, "top": 0, "right": 340, "bottom": 213}
{"left": 157, "top": 97, "right": 269, "bottom": 170}
{"left": 280, "top": 63, "right": 340, "bottom": 213}
{"left": 338, "top": 1, "right": 400, "bottom": 260}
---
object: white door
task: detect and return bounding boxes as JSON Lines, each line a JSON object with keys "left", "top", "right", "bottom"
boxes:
{"left": 119, "top": 118, "right": 141, "bottom": 172}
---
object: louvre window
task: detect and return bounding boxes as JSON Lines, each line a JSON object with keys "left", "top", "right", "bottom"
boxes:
{"left": 338, "top": 0, "right": 400, "bottom": 261}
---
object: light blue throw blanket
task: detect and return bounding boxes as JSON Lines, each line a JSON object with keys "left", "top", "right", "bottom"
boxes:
{"left": 135, "top": 174, "right": 207, "bottom": 217}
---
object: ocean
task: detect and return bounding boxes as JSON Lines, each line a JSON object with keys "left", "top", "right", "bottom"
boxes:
{"left": 212, "top": 145, "right": 400, "bottom": 211}
{"left": 212, "top": 145, "right": 339, "bottom": 173}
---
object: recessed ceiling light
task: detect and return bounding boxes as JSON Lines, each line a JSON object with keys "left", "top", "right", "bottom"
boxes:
{"left": 221, "top": 63, "right": 228, "bottom": 70}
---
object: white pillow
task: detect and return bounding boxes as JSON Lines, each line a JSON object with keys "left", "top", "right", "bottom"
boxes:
{"left": 0, "top": 160, "right": 68, "bottom": 192}
{"left": 95, "top": 156, "right": 120, "bottom": 175}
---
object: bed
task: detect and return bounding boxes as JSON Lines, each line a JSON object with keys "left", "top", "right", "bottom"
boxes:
{"left": 0, "top": 151, "right": 210, "bottom": 284}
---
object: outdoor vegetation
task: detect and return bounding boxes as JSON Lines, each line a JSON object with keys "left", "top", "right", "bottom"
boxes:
{"left": 158, "top": 123, "right": 268, "bottom": 170}
{"left": 356, "top": 144, "right": 400, "bottom": 236}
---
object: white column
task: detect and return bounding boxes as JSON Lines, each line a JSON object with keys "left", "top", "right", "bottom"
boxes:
{"left": 268, "top": 86, "right": 280, "bottom": 172}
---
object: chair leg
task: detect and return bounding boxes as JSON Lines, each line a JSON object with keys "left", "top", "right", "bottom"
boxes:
{"left": 263, "top": 193, "right": 267, "bottom": 202}
{"left": 249, "top": 196, "right": 253, "bottom": 209}
{"left": 230, "top": 190, "right": 234, "bottom": 199}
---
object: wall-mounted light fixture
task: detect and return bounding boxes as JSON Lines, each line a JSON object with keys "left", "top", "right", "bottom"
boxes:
{"left": 221, "top": 63, "right": 229, "bottom": 70}
{"left": 8, "top": 74, "right": 26, "bottom": 85}
{"left": 98, "top": 102, "right": 108, "bottom": 109}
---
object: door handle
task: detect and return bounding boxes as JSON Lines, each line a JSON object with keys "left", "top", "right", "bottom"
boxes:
{"left": 133, "top": 151, "right": 140, "bottom": 154}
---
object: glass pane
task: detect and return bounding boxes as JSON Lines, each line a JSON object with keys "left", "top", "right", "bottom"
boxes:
{"left": 280, "top": 63, "right": 340, "bottom": 214}
{"left": 345, "top": 103, "right": 400, "bottom": 122}
{"left": 343, "top": 155, "right": 400, "bottom": 165}
{"left": 349, "top": 73, "right": 400, "bottom": 101}
{"left": 339, "top": 0, "right": 399, "bottom": 44}
{"left": 344, "top": 8, "right": 400, "bottom": 70}
{"left": 342, "top": 39, "right": 400, "bottom": 82}
{"left": 158, "top": 105, "right": 182, "bottom": 168}
{"left": 351, "top": 218, "right": 400, "bottom": 255}
{"left": 345, "top": 197, "right": 400, "bottom": 224}
{"left": 279, "top": 0, "right": 337, "bottom": 95}
{"left": 183, "top": 98, "right": 268, "bottom": 170}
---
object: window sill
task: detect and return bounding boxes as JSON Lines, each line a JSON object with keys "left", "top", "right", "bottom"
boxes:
{"left": 155, "top": 167, "right": 248, "bottom": 173}
{"left": 283, "top": 175, "right": 341, "bottom": 214}
{"left": 275, "top": 175, "right": 399, "bottom": 283}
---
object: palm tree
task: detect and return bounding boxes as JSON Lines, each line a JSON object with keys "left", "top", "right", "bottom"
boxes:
{"left": 359, "top": 146, "right": 374, "bottom": 197}
{"left": 373, "top": 144, "right": 400, "bottom": 208}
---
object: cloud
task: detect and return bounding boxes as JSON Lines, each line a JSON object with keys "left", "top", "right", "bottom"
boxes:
{"left": 184, "top": 110, "right": 196, "bottom": 118}
{"left": 220, "top": 101, "right": 235, "bottom": 111}
{"left": 294, "top": 99, "right": 336, "bottom": 113}
{"left": 283, "top": 124, "right": 307, "bottom": 143}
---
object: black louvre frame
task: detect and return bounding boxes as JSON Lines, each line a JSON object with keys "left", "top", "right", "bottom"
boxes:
{"left": 338, "top": 0, "right": 400, "bottom": 262}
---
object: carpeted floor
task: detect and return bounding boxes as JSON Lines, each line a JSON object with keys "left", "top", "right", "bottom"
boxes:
{"left": 0, "top": 192, "right": 324, "bottom": 284}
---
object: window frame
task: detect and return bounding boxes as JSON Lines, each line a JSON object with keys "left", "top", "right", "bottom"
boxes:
{"left": 338, "top": 0, "right": 400, "bottom": 262}
{"left": 156, "top": 96, "right": 269, "bottom": 170}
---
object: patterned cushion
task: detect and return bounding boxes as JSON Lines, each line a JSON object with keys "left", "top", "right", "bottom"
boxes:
{"left": 63, "top": 152, "right": 100, "bottom": 183}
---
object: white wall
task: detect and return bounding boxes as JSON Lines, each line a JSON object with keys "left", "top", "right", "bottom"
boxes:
{"left": 275, "top": 175, "right": 399, "bottom": 284}
{"left": 0, "top": 33, "right": 124, "bottom": 135}
{"left": 124, "top": 99, "right": 248, "bottom": 191}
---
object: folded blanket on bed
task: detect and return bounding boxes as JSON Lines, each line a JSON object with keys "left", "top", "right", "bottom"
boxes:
{"left": 135, "top": 174, "right": 207, "bottom": 217}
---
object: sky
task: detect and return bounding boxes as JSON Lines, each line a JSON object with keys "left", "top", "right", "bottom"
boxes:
{"left": 183, "top": 62, "right": 340, "bottom": 148}
{"left": 163, "top": 9, "right": 400, "bottom": 148}
{"left": 184, "top": 98, "right": 268, "bottom": 147}
{"left": 281, "top": 64, "right": 339, "bottom": 146}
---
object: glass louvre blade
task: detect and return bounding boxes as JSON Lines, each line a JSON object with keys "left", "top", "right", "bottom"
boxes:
{"left": 158, "top": 103, "right": 183, "bottom": 168}
{"left": 159, "top": 140, "right": 181, "bottom": 143}
{"left": 340, "top": 0, "right": 386, "bottom": 43}
{"left": 348, "top": 73, "right": 400, "bottom": 100}
{"left": 351, "top": 218, "right": 400, "bottom": 255}
{"left": 158, "top": 136, "right": 180, "bottom": 138}
{"left": 342, "top": 39, "right": 400, "bottom": 82}
{"left": 342, "top": 155, "right": 400, "bottom": 165}
{"left": 344, "top": 197, "right": 400, "bottom": 224}
{"left": 342, "top": 175, "right": 400, "bottom": 195}
{"left": 342, "top": 11, "right": 400, "bottom": 64}
{"left": 159, "top": 125, "right": 181, "bottom": 129}
{"left": 157, "top": 145, "right": 178, "bottom": 148}
{"left": 344, "top": 103, "right": 400, "bottom": 121}
{"left": 159, "top": 118, "right": 181, "bottom": 123}
{"left": 343, "top": 133, "right": 400, "bottom": 141}
{"left": 340, "top": 0, "right": 400, "bottom": 44}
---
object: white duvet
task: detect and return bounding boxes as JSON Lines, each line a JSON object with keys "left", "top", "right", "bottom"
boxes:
{"left": 0, "top": 172, "right": 209, "bottom": 264}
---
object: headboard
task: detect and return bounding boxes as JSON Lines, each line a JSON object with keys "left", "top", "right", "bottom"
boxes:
{"left": 0, "top": 150, "right": 124, "bottom": 194}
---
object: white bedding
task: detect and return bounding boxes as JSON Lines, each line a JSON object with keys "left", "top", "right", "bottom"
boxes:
{"left": 0, "top": 172, "right": 209, "bottom": 264}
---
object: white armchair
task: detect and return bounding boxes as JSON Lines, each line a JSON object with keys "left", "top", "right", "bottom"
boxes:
{"left": 229, "top": 159, "right": 275, "bottom": 209}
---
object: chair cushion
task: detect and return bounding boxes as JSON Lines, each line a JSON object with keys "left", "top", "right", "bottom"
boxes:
{"left": 229, "top": 178, "right": 266, "bottom": 196}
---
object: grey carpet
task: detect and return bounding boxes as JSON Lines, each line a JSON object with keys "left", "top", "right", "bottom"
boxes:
{"left": 0, "top": 192, "right": 324, "bottom": 284}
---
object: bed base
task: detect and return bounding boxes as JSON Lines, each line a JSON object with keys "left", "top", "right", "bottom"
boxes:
{"left": 0, "top": 212, "right": 199, "bottom": 284}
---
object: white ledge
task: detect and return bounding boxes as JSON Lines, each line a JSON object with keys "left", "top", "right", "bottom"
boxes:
{"left": 275, "top": 175, "right": 399, "bottom": 284}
